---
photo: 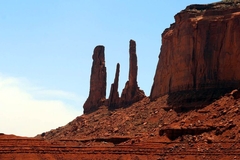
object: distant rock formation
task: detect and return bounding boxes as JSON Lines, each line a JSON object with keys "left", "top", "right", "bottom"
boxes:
{"left": 120, "top": 40, "right": 145, "bottom": 107}
{"left": 150, "top": 2, "right": 240, "bottom": 109}
{"left": 108, "top": 63, "right": 120, "bottom": 110}
{"left": 83, "top": 40, "right": 145, "bottom": 113}
{"left": 83, "top": 46, "right": 107, "bottom": 114}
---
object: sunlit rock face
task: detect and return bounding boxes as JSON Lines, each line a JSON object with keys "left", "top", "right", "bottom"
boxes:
{"left": 150, "top": 3, "right": 240, "bottom": 107}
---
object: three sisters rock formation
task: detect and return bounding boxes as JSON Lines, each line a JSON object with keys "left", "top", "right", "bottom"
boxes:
{"left": 84, "top": 2, "right": 240, "bottom": 114}
{"left": 83, "top": 40, "right": 145, "bottom": 114}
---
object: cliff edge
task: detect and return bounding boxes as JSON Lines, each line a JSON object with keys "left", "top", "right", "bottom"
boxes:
{"left": 150, "top": 2, "right": 240, "bottom": 110}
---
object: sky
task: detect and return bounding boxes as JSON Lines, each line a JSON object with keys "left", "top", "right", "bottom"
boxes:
{"left": 0, "top": 0, "right": 217, "bottom": 137}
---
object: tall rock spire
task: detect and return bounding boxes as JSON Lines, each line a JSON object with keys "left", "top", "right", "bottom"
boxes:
{"left": 108, "top": 63, "right": 120, "bottom": 109}
{"left": 129, "top": 40, "right": 138, "bottom": 87}
{"left": 83, "top": 46, "right": 107, "bottom": 114}
{"left": 120, "top": 40, "right": 145, "bottom": 107}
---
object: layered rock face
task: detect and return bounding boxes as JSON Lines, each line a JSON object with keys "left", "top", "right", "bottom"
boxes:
{"left": 120, "top": 40, "right": 145, "bottom": 107}
{"left": 83, "top": 46, "right": 106, "bottom": 114}
{"left": 150, "top": 2, "right": 240, "bottom": 105}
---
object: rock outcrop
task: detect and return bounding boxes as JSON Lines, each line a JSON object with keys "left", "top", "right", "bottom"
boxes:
{"left": 83, "top": 46, "right": 107, "bottom": 114}
{"left": 159, "top": 127, "right": 213, "bottom": 140}
{"left": 108, "top": 63, "right": 120, "bottom": 109}
{"left": 120, "top": 40, "right": 145, "bottom": 107}
{"left": 150, "top": 2, "right": 240, "bottom": 108}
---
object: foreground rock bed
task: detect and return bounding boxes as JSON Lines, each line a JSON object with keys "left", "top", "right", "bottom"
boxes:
{"left": 1, "top": 134, "right": 240, "bottom": 160}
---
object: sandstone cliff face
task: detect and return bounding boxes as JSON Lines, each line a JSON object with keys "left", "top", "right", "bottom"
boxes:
{"left": 150, "top": 3, "right": 240, "bottom": 105}
{"left": 83, "top": 46, "right": 106, "bottom": 114}
{"left": 121, "top": 40, "right": 145, "bottom": 107}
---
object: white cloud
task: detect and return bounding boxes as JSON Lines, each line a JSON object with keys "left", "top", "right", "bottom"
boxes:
{"left": 0, "top": 75, "right": 84, "bottom": 137}
{"left": 34, "top": 89, "right": 79, "bottom": 101}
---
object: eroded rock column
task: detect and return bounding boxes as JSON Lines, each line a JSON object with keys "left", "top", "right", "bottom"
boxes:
{"left": 120, "top": 40, "right": 145, "bottom": 107}
{"left": 108, "top": 63, "right": 120, "bottom": 109}
{"left": 83, "top": 46, "right": 107, "bottom": 114}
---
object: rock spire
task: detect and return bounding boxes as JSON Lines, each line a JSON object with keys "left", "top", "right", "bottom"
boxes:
{"left": 120, "top": 40, "right": 145, "bottom": 107}
{"left": 108, "top": 63, "right": 120, "bottom": 109}
{"left": 83, "top": 46, "right": 107, "bottom": 114}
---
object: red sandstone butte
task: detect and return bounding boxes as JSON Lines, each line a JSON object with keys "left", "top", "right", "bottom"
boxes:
{"left": 150, "top": 3, "right": 240, "bottom": 103}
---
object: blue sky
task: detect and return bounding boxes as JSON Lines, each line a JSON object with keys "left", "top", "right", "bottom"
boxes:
{"left": 0, "top": 0, "right": 216, "bottom": 136}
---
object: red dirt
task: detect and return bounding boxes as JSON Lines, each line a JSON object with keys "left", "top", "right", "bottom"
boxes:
{"left": 1, "top": 90, "right": 240, "bottom": 159}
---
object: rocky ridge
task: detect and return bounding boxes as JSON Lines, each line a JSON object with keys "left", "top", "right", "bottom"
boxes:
{"left": 1, "top": 88, "right": 240, "bottom": 159}
{"left": 32, "top": 89, "right": 240, "bottom": 159}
